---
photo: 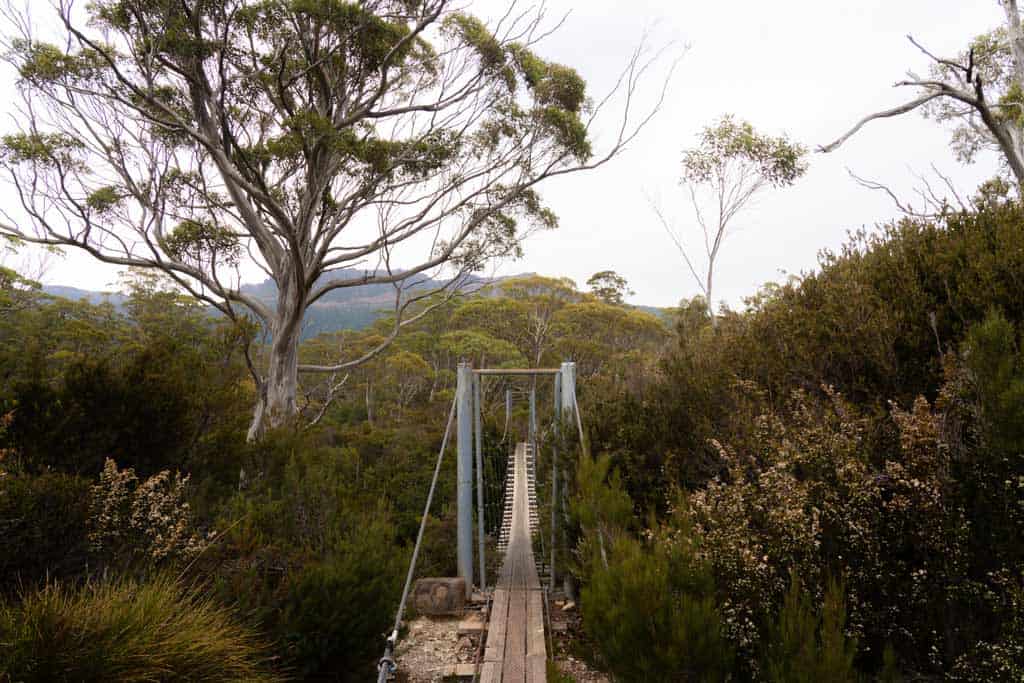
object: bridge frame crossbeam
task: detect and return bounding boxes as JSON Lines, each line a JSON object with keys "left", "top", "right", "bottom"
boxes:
{"left": 454, "top": 361, "right": 577, "bottom": 597}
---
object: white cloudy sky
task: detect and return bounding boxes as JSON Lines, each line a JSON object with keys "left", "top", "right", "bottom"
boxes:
{"left": 4, "top": 0, "right": 1007, "bottom": 307}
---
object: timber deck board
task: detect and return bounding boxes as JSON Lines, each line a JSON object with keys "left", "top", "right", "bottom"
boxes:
{"left": 480, "top": 442, "right": 546, "bottom": 682}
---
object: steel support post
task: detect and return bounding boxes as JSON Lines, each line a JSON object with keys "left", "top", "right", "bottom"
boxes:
{"left": 559, "top": 361, "right": 576, "bottom": 424}
{"left": 473, "top": 373, "right": 486, "bottom": 589}
{"left": 559, "top": 362, "right": 577, "bottom": 599}
{"left": 551, "top": 371, "right": 562, "bottom": 591}
{"left": 456, "top": 362, "right": 474, "bottom": 594}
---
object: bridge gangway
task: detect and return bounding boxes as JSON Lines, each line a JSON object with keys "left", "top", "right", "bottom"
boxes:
{"left": 480, "top": 442, "right": 546, "bottom": 682}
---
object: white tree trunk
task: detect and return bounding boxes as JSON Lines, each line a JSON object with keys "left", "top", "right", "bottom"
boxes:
{"left": 706, "top": 262, "right": 716, "bottom": 329}
{"left": 247, "top": 275, "right": 304, "bottom": 441}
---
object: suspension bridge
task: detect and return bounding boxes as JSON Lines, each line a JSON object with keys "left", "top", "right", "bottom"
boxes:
{"left": 378, "top": 362, "right": 583, "bottom": 683}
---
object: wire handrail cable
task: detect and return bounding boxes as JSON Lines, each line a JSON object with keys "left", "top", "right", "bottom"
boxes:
{"left": 377, "top": 392, "right": 458, "bottom": 683}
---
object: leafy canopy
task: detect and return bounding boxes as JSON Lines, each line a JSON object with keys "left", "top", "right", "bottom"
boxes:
{"left": 681, "top": 115, "right": 807, "bottom": 188}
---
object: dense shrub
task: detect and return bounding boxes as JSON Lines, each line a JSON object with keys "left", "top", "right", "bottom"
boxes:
{"left": 0, "top": 472, "right": 90, "bottom": 589}
{"left": 573, "top": 452, "right": 732, "bottom": 681}
{"left": 276, "top": 530, "right": 404, "bottom": 678}
{"left": 214, "top": 440, "right": 404, "bottom": 680}
{"left": 6, "top": 359, "right": 191, "bottom": 476}
{"left": 0, "top": 575, "right": 278, "bottom": 682}
{"left": 0, "top": 281, "right": 251, "bottom": 486}
{"left": 762, "top": 576, "right": 857, "bottom": 683}
{"left": 574, "top": 201, "right": 1024, "bottom": 679}
{"left": 88, "top": 458, "right": 210, "bottom": 571}
{"left": 581, "top": 530, "right": 733, "bottom": 681}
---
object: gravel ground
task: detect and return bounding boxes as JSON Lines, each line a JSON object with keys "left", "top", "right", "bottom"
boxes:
{"left": 549, "top": 598, "right": 611, "bottom": 683}
{"left": 392, "top": 598, "right": 609, "bottom": 682}
{"left": 393, "top": 615, "right": 481, "bottom": 682}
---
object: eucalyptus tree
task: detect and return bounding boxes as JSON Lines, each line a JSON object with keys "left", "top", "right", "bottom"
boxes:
{"left": 821, "top": 0, "right": 1024, "bottom": 190}
{"left": 651, "top": 116, "right": 806, "bottom": 325}
{"left": 0, "top": 0, "right": 669, "bottom": 438}
{"left": 586, "top": 269, "right": 633, "bottom": 305}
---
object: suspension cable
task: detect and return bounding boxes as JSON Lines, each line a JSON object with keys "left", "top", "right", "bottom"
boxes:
{"left": 573, "top": 392, "right": 586, "bottom": 447}
{"left": 377, "top": 393, "right": 458, "bottom": 683}
{"left": 500, "top": 386, "right": 510, "bottom": 443}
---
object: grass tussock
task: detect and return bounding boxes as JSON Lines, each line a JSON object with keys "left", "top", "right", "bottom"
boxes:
{"left": 0, "top": 574, "right": 281, "bottom": 682}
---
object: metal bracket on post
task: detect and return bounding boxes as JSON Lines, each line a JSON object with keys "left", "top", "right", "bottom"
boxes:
{"left": 456, "top": 362, "right": 474, "bottom": 596}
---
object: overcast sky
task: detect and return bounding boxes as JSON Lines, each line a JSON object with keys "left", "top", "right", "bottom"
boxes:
{"left": 5, "top": 0, "right": 1007, "bottom": 308}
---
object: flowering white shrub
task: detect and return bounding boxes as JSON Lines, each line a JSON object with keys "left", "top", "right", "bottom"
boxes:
{"left": 89, "top": 458, "right": 209, "bottom": 566}
{"left": 688, "top": 386, "right": 978, "bottom": 674}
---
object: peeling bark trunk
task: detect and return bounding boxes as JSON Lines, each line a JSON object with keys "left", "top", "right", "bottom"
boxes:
{"left": 247, "top": 273, "right": 304, "bottom": 441}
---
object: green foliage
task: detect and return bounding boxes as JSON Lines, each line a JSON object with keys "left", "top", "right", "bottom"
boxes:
{"left": 275, "top": 528, "right": 402, "bottom": 678}
{"left": 571, "top": 452, "right": 634, "bottom": 575}
{"left": 160, "top": 219, "right": 241, "bottom": 266}
{"left": 681, "top": 115, "right": 807, "bottom": 188}
{"left": 962, "top": 308, "right": 1024, "bottom": 451}
{"left": 0, "top": 473, "right": 91, "bottom": 590}
{"left": 0, "top": 264, "right": 41, "bottom": 315}
{"left": 214, "top": 438, "right": 405, "bottom": 680}
{"left": 583, "top": 200, "right": 1024, "bottom": 678}
{"left": 0, "top": 575, "right": 278, "bottom": 682}
{"left": 7, "top": 358, "right": 191, "bottom": 476}
{"left": 1, "top": 279, "right": 251, "bottom": 483}
{"left": 443, "top": 13, "right": 505, "bottom": 73}
{"left": 579, "top": 496, "right": 733, "bottom": 681}
{"left": 586, "top": 270, "right": 634, "bottom": 305}
{"left": 763, "top": 575, "right": 857, "bottom": 683}
{"left": 10, "top": 38, "right": 111, "bottom": 85}
{"left": 538, "top": 106, "right": 592, "bottom": 161}
{"left": 85, "top": 185, "right": 122, "bottom": 214}
{"left": 1, "top": 132, "right": 83, "bottom": 167}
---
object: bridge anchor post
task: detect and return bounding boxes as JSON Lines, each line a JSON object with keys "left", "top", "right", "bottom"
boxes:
{"left": 456, "top": 362, "right": 474, "bottom": 598}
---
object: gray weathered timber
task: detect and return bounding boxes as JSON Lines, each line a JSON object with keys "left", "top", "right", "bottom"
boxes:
{"left": 481, "top": 442, "right": 546, "bottom": 682}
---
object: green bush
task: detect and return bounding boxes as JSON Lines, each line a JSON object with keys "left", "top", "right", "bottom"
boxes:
{"left": 0, "top": 473, "right": 90, "bottom": 589}
{"left": 214, "top": 441, "right": 404, "bottom": 680}
{"left": 278, "top": 533, "right": 403, "bottom": 678}
{"left": 763, "top": 575, "right": 857, "bottom": 683}
{"left": 580, "top": 513, "right": 733, "bottom": 681}
{"left": 0, "top": 575, "right": 278, "bottom": 682}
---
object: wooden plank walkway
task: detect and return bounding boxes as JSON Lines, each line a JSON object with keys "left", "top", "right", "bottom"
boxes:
{"left": 481, "top": 442, "right": 546, "bottom": 683}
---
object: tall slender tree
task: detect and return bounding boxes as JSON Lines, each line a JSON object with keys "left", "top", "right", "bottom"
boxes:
{"left": 651, "top": 115, "right": 806, "bottom": 325}
{"left": 0, "top": 0, "right": 671, "bottom": 438}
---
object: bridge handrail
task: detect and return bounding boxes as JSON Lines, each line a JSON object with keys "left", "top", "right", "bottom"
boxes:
{"left": 377, "top": 392, "right": 458, "bottom": 683}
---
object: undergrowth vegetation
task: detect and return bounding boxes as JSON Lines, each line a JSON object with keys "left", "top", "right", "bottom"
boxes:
{"left": 0, "top": 575, "right": 278, "bottom": 682}
{"left": 2, "top": 166, "right": 1024, "bottom": 681}
{"left": 576, "top": 193, "right": 1024, "bottom": 680}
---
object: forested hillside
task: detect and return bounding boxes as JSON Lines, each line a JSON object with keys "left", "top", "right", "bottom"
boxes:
{"left": 0, "top": 270, "right": 666, "bottom": 680}
{"left": 1, "top": 0, "right": 1023, "bottom": 681}
{"left": 5, "top": 191, "right": 1024, "bottom": 681}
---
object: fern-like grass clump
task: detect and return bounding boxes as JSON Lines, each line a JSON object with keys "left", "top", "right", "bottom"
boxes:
{"left": 0, "top": 574, "right": 280, "bottom": 682}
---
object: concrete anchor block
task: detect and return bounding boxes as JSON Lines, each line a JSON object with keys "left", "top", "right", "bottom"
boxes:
{"left": 412, "top": 577, "right": 467, "bottom": 616}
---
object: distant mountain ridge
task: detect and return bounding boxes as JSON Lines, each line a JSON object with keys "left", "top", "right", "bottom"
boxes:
{"left": 43, "top": 268, "right": 513, "bottom": 339}
{"left": 42, "top": 269, "right": 670, "bottom": 339}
